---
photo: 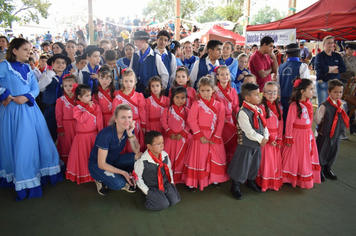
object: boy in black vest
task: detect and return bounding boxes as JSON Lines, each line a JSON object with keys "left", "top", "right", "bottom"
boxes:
{"left": 228, "top": 83, "right": 269, "bottom": 200}
{"left": 134, "top": 131, "right": 180, "bottom": 210}
{"left": 315, "top": 79, "right": 349, "bottom": 181}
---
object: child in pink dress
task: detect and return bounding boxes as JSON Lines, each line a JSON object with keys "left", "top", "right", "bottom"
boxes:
{"left": 256, "top": 81, "right": 284, "bottom": 191}
{"left": 145, "top": 76, "right": 169, "bottom": 133}
{"left": 183, "top": 76, "right": 229, "bottom": 191}
{"left": 162, "top": 86, "right": 191, "bottom": 183}
{"left": 168, "top": 66, "right": 196, "bottom": 108}
{"left": 55, "top": 74, "right": 77, "bottom": 165}
{"left": 214, "top": 65, "right": 239, "bottom": 163}
{"left": 92, "top": 65, "right": 118, "bottom": 127}
{"left": 112, "top": 68, "right": 146, "bottom": 152}
{"left": 66, "top": 84, "right": 103, "bottom": 184}
{"left": 282, "top": 78, "right": 321, "bottom": 189}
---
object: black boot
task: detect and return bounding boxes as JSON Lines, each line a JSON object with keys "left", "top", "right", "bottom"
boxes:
{"left": 320, "top": 165, "right": 326, "bottom": 182}
{"left": 323, "top": 166, "right": 338, "bottom": 180}
{"left": 246, "top": 179, "right": 262, "bottom": 193}
{"left": 230, "top": 181, "right": 242, "bottom": 200}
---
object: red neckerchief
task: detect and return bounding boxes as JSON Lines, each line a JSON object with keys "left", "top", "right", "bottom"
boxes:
{"left": 327, "top": 97, "right": 350, "bottom": 137}
{"left": 266, "top": 100, "right": 280, "bottom": 119}
{"left": 198, "top": 94, "right": 217, "bottom": 114}
{"left": 98, "top": 86, "right": 113, "bottom": 102}
{"left": 242, "top": 101, "right": 266, "bottom": 129}
{"left": 217, "top": 82, "right": 232, "bottom": 102}
{"left": 148, "top": 150, "right": 171, "bottom": 191}
{"left": 118, "top": 90, "right": 138, "bottom": 107}
{"left": 76, "top": 100, "right": 97, "bottom": 116}
{"left": 38, "top": 66, "right": 47, "bottom": 73}
{"left": 172, "top": 104, "right": 186, "bottom": 121}
{"left": 64, "top": 92, "right": 76, "bottom": 107}
{"left": 151, "top": 93, "right": 165, "bottom": 108}
{"left": 183, "top": 84, "right": 188, "bottom": 88}
{"left": 299, "top": 99, "right": 313, "bottom": 121}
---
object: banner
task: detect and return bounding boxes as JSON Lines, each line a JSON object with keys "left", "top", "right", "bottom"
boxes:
{"left": 245, "top": 28, "right": 296, "bottom": 46}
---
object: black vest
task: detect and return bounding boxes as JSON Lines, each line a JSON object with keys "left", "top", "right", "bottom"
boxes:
{"left": 317, "top": 100, "right": 345, "bottom": 138}
{"left": 142, "top": 155, "right": 171, "bottom": 189}
{"left": 237, "top": 107, "right": 264, "bottom": 148}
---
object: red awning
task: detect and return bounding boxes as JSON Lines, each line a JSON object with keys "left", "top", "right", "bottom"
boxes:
{"left": 206, "top": 25, "right": 245, "bottom": 45}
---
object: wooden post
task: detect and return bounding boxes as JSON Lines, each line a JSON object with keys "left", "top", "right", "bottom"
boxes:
{"left": 288, "top": 0, "right": 297, "bottom": 16}
{"left": 243, "top": 0, "right": 250, "bottom": 36}
{"left": 88, "top": 0, "right": 94, "bottom": 45}
{"left": 175, "top": 0, "right": 181, "bottom": 41}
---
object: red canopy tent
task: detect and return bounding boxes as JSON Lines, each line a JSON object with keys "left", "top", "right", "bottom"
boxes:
{"left": 204, "top": 25, "right": 246, "bottom": 45}
{"left": 246, "top": 0, "right": 356, "bottom": 41}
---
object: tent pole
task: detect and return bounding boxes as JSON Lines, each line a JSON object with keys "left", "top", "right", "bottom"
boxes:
{"left": 288, "top": 0, "right": 297, "bottom": 16}
{"left": 243, "top": 0, "right": 250, "bottom": 36}
{"left": 88, "top": 0, "right": 94, "bottom": 45}
{"left": 175, "top": 0, "right": 181, "bottom": 41}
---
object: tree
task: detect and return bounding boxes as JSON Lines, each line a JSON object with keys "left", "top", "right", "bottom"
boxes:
{"left": 0, "top": 0, "right": 51, "bottom": 28}
{"left": 250, "top": 6, "right": 286, "bottom": 25}
{"left": 199, "top": 6, "right": 224, "bottom": 23}
{"left": 216, "top": 0, "right": 243, "bottom": 22}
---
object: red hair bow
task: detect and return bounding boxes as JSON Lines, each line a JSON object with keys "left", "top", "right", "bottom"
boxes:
{"left": 121, "top": 68, "right": 128, "bottom": 73}
{"left": 63, "top": 74, "right": 72, "bottom": 79}
{"left": 71, "top": 83, "right": 79, "bottom": 93}
{"left": 214, "top": 65, "right": 222, "bottom": 74}
{"left": 293, "top": 78, "right": 302, "bottom": 88}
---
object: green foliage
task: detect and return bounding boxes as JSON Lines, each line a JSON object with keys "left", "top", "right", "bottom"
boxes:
{"left": 199, "top": 6, "right": 224, "bottom": 23}
{"left": 216, "top": 0, "right": 243, "bottom": 22}
{"left": 0, "top": 0, "right": 51, "bottom": 28}
{"left": 250, "top": 6, "right": 286, "bottom": 25}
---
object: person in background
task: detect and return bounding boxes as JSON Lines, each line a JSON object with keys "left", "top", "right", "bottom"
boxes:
{"left": 193, "top": 38, "right": 201, "bottom": 57}
{"left": 299, "top": 43, "right": 310, "bottom": 63}
{"left": 340, "top": 43, "right": 356, "bottom": 84}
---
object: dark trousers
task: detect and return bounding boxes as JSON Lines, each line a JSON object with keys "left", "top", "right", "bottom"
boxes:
{"left": 145, "top": 184, "right": 180, "bottom": 211}
{"left": 280, "top": 97, "right": 290, "bottom": 133}
{"left": 44, "top": 105, "right": 57, "bottom": 143}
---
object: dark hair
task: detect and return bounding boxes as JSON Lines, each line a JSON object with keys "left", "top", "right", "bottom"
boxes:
{"left": 53, "top": 42, "right": 65, "bottom": 53}
{"left": 62, "top": 74, "right": 77, "bottom": 83}
{"left": 157, "top": 30, "right": 170, "bottom": 40}
{"left": 262, "top": 81, "right": 281, "bottom": 120}
{"left": 75, "top": 84, "right": 91, "bottom": 100}
{"left": 28, "top": 57, "right": 35, "bottom": 63}
{"left": 76, "top": 30, "right": 85, "bottom": 40}
{"left": 94, "top": 65, "right": 116, "bottom": 100}
{"left": 197, "top": 76, "right": 215, "bottom": 93}
{"left": 75, "top": 55, "right": 86, "bottom": 64}
{"left": 145, "top": 130, "right": 163, "bottom": 145}
{"left": 207, "top": 39, "right": 223, "bottom": 51}
{"left": 198, "top": 46, "right": 204, "bottom": 54}
{"left": 145, "top": 76, "right": 165, "bottom": 97}
{"left": 39, "top": 54, "right": 49, "bottom": 60}
{"left": 174, "top": 66, "right": 190, "bottom": 87}
{"left": 252, "top": 44, "right": 258, "bottom": 49}
{"left": 328, "top": 78, "right": 344, "bottom": 92}
{"left": 5, "top": 38, "right": 31, "bottom": 62}
{"left": 78, "top": 42, "right": 85, "bottom": 47}
{"left": 223, "top": 41, "right": 234, "bottom": 52}
{"left": 104, "top": 49, "right": 117, "bottom": 61}
{"left": 170, "top": 86, "right": 187, "bottom": 107}
{"left": 260, "top": 36, "right": 274, "bottom": 47}
{"left": 66, "top": 40, "right": 78, "bottom": 46}
{"left": 170, "top": 40, "right": 181, "bottom": 55}
{"left": 124, "top": 43, "right": 135, "bottom": 51}
{"left": 241, "top": 83, "right": 259, "bottom": 99}
{"left": 194, "top": 38, "right": 200, "bottom": 43}
{"left": 0, "top": 35, "right": 9, "bottom": 44}
{"left": 290, "top": 77, "right": 313, "bottom": 118}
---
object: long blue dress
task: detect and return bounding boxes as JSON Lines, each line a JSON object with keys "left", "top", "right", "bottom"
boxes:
{"left": 0, "top": 60, "right": 62, "bottom": 201}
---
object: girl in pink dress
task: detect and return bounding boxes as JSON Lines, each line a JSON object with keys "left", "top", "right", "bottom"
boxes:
{"left": 145, "top": 76, "right": 169, "bottom": 133}
{"left": 92, "top": 65, "right": 118, "bottom": 127}
{"left": 112, "top": 68, "right": 146, "bottom": 152}
{"left": 162, "top": 86, "right": 191, "bottom": 183}
{"left": 282, "top": 78, "right": 321, "bottom": 189}
{"left": 66, "top": 84, "right": 103, "bottom": 184}
{"left": 214, "top": 65, "right": 239, "bottom": 163}
{"left": 256, "top": 81, "right": 284, "bottom": 191}
{"left": 168, "top": 66, "right": 196, "bottom": 108}
{"left": 183, "top": 76, "right": 229, "bottom": 191}
{"left": 55, "top": 74, "right": 77, "bottom": 165}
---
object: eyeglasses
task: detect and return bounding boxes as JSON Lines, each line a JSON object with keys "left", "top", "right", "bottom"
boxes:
{"left": 264, "top": 91, "right": 278, "bottom": 95}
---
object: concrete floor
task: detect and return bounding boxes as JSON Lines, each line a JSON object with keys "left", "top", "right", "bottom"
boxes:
{"left": 1, "top": 132, "right": 355, "bottom": 236}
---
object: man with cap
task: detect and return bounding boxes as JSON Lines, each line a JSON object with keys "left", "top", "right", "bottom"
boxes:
{"left": 341, "top": 42, "right": 356, "bottom": 84}
{"left": 276, "top": 43, "right": 310, "bottom": 125}
{"left": 41, "top": 41, "right": 52, "bottom": 55}
{"left": 130, "top": 31, "right": 169, "bottom": 95}
{"left": 299, "top": 43, "right": 310, "bottom": 62}
{"left": 115, "top": 37, "right": 125, "bottom": 59}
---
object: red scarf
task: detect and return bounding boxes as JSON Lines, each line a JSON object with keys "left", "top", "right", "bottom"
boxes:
{"left": 148, "top": 150, "right": 172, "bottom": 191}
{"left": 242, "top": 101, "right": 266, "bottom": 129}
{"left": 266, "top": 100, "right": 280, "bottom": 119}
{"left": 38, "top": 66, "right": 47, "bottom": 73}
{"left": 118, "top": 90, "right": 138, "bottom": 107}
{"left": 151, "top": 93, "right": 165, "bottom": 108}
{"left": 327, "top": 97, "right": 350, "bottom": 137}
{"left": 64, "top": 93, "right": 76, "bottom": 107}
{"left": 198, "top": 94, "right": 217, "bottom": 114}
{"left": 172, "top": 104, "right": 186, "bottom": 121}
{"left": 98, "top": 86, "right": 113, "bottom": 102}
{"left": 299, "top": 99, "right": 313, "bottom": 120}
{"left": 217, "top": 82, "right": 232, "bottom": 102}
{"left": 76, "top": 100, "right": 97, "bottom": 116}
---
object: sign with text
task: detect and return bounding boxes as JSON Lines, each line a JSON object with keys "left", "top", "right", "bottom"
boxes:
{"left": 245, "top": 28, "right": 296, "bottom": 46}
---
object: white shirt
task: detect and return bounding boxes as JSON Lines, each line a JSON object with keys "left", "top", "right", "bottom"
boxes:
{"left": 154, "top": 48, "right": 177, "bottom": 86}
{"left": 189, "top": 57, "right": 219, "bottom": 87}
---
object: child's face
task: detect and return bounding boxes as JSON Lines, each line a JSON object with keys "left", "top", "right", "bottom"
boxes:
{"left": 222, "top": 43, "right": 232, "bottom": 58}
{"left": 243, "top": 76, "right": 256, "bottom": 84}
{"left": 157, "top": 36, "right": 169, "bottom": 49}
{"left": 39, "top": 58, "right": 47, "bottom": 68}
{"left": 78, "top": 45, "right": 84, "bottom": 52}
{"left": 173, "top": 92, "right": 187, "bottom": 107}
{"left": 238, "top": 57, "right": 248, "bottom": 69}
{"left": 217, "top": 68, "right": 230, "bottom": 84}
{"left": 175, "top": 71, "right": 189, "bottom": 86}
{"left": 99, "top": 74, "right": 113, "bottom": 89}
{"left": 328, "top": 85, "right": 343, "bottom": 101}
{"left": 134, "top": 39, "right": 146, "bottom": 51}
{"left": 125, "top": 46, "right": 134, "bottom": 58}
{"left": 52, "top": 58, "right": 67, "bottom": 73}
{"left": 29, "top": 60, "right": 36, "bottom": 70}
{"left": 184, "top": 43, "right": 193, "bottom": 55}
{"left": 114, "top": 109, "right": 133, "bottom": 130}
{"left": 199, "top": 85, "right": 214, "bottom": 101}
{"left": 100, "top": 43, "right": 111, "bottom": 53}
{"left": 14, "top": 43, "right": 31, "bottom": 63}
{"left": 43, "top": 45, "right": 49, "bottom": 52}
{"left": 147, "top": 135, "right": 164, "bottom": 156}
{"left": 122, "top": 75, "right": 136, "bottom": 91}
{"left": 63, "top": 80, "right": 75, "bottom": 95}
{"left": 76, "top": 59, "right": 87, "bottom": 70}
{"left": 208, "top": 45, "right": 222, "bottom": 60}
{"left": 66, "top": 43, "right": 77, "bottom": 55}
{"left": 52, "top": 44, "right": 63, "bottom": 54}
{"left": 263, "top": 85, "right": 278, "bottom": 103}
{"left": 302, "top": 84, "right": 315, "bottom": 100}
{"left": 150, "top": 81, "right": 162, "bottom": 96}
{"left": 78, "top": 91, "right": 91, "bottom": 104}
{"left": 106, "top": 60, "right": 116, "bottom": 69}
{"left": 87, "top": 51, "right": 101, "bottom": 66}
{"left": 245, "top": 89, "right": 261, "bottom": 105}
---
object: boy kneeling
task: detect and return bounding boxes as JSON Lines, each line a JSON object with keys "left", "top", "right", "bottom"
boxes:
{"left": 134, "top": 131, "right": 181, "bottom": 210}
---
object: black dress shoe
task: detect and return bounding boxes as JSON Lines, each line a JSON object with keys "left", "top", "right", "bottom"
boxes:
{"left": 320, "top": 171, "right": 326, "bottom": 182}
{"left": 231, "top": 181, "right": 242, "bottom": 200}
{"left": 323, "top": 169, "right": 338, "bottom": 180}
{"left": 246, "top": 180, "right": 262, "bottom": 193}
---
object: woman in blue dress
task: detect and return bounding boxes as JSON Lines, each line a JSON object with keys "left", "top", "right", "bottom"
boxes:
{"left": 0, "top": 38, "right": 62, "bottom": 201}
{"left": 116, "top": 43, "right": 135, "bottom": 69}
{"left": 222, "top": 41, "right": 238, "bottom": 82}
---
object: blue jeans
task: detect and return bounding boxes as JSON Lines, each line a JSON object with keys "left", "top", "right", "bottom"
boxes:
{"left": 88, "top": 153, "right": 135, "bottom": 190}
{"left": 316, "top": 80, "right": 328, "bottom": 107}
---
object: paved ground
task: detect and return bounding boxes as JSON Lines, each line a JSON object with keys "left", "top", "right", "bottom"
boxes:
{"left": 1, "top": 132, "right": 355, "bottom": 236}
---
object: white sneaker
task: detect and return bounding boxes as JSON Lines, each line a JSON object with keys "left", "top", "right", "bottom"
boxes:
{"left": 95, "top": 180, "right": 108, "bottom": 196}
{"left": 340, "top": 134, "right": 348, "bottom": 140}
{"left": 121, "top": 183, "right": 136, "bottom": 193}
